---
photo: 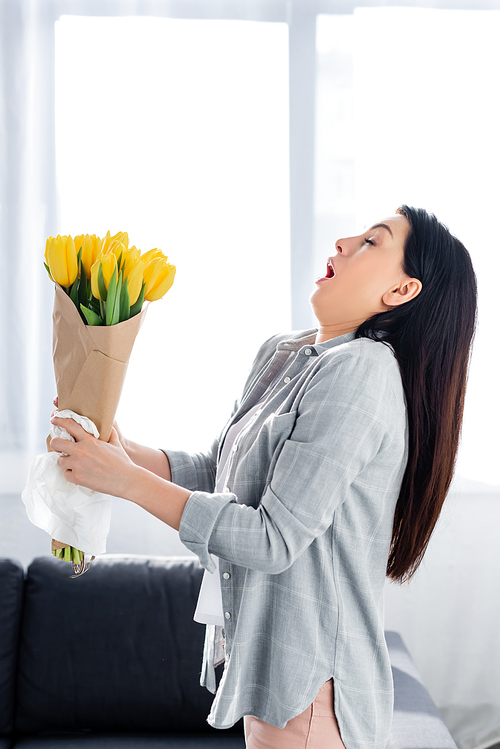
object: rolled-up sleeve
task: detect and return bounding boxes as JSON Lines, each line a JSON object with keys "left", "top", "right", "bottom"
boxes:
{"left": 161, "top": 442, "right": 219, "bottom": 493}
{"left": 179, "top": 348, "right": 396, "bottom": 574}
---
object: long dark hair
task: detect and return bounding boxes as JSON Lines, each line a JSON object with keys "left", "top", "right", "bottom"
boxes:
{"left": 356, "top": 206, "right": 477, "bottom": 583}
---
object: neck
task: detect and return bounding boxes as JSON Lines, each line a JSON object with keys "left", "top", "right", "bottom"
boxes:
{"left": 315, "top": 320, "right": 363, "bottom": 344}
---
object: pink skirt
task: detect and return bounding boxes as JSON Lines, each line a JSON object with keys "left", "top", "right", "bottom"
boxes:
{"left": 244, "top": 679, "right": 346, "bottom": 749}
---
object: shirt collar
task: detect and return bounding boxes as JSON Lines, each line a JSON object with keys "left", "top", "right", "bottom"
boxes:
{"left": 276, "top": 329, "right": 356, "bottom": 354}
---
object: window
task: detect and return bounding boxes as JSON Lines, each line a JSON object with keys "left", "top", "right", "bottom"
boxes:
{"left": 55, "top": 16, "right": 291, "bottom": 451}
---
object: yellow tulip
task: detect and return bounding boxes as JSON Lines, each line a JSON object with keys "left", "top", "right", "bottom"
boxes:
{"left": 143, "top": 257, "right": 176, "bottom": 301}
{"left": 140, "top": 248, "right": 166, "bottom": 266}
{"left": 126, "top": 245, "right": 140, "bottom": 258}
{"left": 74, "top": 234, "right": 103, "bottom": 279}
{"left": 46, "top": 235, "right": 78, "bottom": 288}
{"left": 101, "top": 231, "right": 129, "bottom": 253}
{"left": 91, "top": 253, "right": 117, "bottom": 300}
{"left": 119, "top": 247, "right": 141, "bottom": 276}
{"left": 103, "top": 240, "right": 127, "bottom": 262}
{"left": 126, "top": 259, "right": 145, "bottom": 305}
{"left": 44, "top": 237, "right": 51, "bottom": 266}
{"left": 44, "top": 238, "right": 54, "bottom": 280}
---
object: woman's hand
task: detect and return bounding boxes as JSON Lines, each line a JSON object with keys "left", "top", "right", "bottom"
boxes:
{"left": 52, "top": 396, "right": 128, "bottom": 451}
{"left": 50, "top": 396, "right": 171, "bottom": 481}
{"left": 50, "top": 413, "right": 191, "bottom": 530}
{"left": 50, "top": 415, "right": 137, "bottom": 498}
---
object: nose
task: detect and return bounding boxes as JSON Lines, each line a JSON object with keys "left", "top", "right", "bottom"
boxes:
{"left": 335, "top": 234, "right": 358, "bottom": 255}
{"left": 335, "top": 237, "right": 348, "bottom": 254}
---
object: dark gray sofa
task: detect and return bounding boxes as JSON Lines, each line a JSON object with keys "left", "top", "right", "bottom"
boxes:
{"left": 0, "top": 555, "right": 458, "bottom": 749}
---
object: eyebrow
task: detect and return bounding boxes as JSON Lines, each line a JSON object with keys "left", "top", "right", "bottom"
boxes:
{"left": 368, "top": 222, "right": 393, "bottom": 238}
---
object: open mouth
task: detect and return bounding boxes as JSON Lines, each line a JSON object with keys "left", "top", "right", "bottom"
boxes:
{"left": 325, "top": 260, "right": 335, "bottom": 278}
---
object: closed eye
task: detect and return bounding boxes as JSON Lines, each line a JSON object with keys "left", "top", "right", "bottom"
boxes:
{"left": 364, "top": 237, "right": 375, "bottom": 246}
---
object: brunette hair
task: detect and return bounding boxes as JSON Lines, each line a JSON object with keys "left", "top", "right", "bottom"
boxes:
{"left": 356, "top": 206, "right": 477, "bottom": 583}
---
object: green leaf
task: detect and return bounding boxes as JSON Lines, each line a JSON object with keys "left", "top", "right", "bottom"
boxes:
{"left": 69, "top": 278, "right": 79, "bottom": 309}
{"left": 120, "top": 277, "right": 130, "bottom": 322}
{"left": 117, "top": 250, "right": 123, "bottom": 272}
{"left": 78, "top": 267, "right": 88, "bottom": 309}
{"left": 98, "top": 263, "right": 108, "bottom": 301}
{"left": 111, "top": 269, "right": 123, "bottom": 325}
{"left": 80, "top": 304, "right": 103, "bottom": 326}
{"left": 105, "top": 265, "right": 118, "bottom": 325}
{"left": 89, "top": 297, "right": 101, "bottom": 314}
{"left": 43, "top": 262, "right": 54, "bottom": 282}
{"left": 129, "top": 282, "right": 146, "bottom": 318}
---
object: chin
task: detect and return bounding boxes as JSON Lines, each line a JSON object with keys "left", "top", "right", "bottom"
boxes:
{"left": 308, "top": 293, "right": 321, "bottom": 322}
{"left": 309, "top": 283, "right": 330, "bottom": 312}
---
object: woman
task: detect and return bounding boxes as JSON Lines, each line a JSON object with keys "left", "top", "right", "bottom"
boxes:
{"left": 50, "top": 206, "right": 477, "bottom": 749}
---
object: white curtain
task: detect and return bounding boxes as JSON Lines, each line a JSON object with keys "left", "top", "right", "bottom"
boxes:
{"left": 0, "top": 0, "right": 56, "bottom": 480}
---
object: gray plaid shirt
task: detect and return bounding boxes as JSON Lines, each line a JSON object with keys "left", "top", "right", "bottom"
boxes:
{"left": 165, "top": 329, "right": 408, "bottom": 749}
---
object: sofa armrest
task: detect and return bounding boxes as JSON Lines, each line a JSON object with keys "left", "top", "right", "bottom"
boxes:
{"left": 386, "top": 631, "right": 458, "bottom": 749}
{"left": 0, "top": 558, "right": 24, "bottom": 742}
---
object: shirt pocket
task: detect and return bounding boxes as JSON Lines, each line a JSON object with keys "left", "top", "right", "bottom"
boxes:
{"left": 229, "top": 410, "right": 298, "bottom": 507}
{"left": 262, "top": 410, "right": 298, "bottom": 484}
{"left": 261, "top": 410, "right": 298, "bottom": 457}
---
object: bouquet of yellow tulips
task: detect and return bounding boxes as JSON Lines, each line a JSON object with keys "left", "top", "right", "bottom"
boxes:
{"left": 44, "top": 230, "right": 175, "bottom": 326}
{"left": 35, "top": 231, "right": 175, "bottom": 575}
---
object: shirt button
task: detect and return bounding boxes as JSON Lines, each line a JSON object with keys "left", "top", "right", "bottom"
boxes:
{"left": 232, "top": 443, "right": 238, "bottom": 452}
{"left": 224, "top": 611, "right": 231, "bottom": 620}
{"left": 224, "top": 486, "right": 230, "bottom": 493}
{"left": 304, "top": 348, "right": 312, "bottom": 355}
{"left": 283, "top": 376, "right": 291, "bottom": 384}
{"left": 222, "top": 572, "right": 231, "bottom": 580}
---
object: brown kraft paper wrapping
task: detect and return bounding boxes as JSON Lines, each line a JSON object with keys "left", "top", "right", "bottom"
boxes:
{"left": 49, "top": 285, "right": 147, "bottom": 555}
{"left": 50, "top": 284, "right": 147, "bottom": 444}
{"left": 51, "top": 539, "right": 68, "bottom": 552}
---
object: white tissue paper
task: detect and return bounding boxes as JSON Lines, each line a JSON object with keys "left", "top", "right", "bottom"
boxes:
{"left": 21, "top": 409, "right": 112, "bottom": 555}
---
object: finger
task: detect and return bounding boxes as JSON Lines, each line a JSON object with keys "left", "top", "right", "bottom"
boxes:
{"left": 51, "top": 416, "right": 90, "bottom": 442}
{"left": 64, "top": 470, "right": 77, "bottom": 484}
{"left": 57, "top": 454, "right": 78, "bottom": 482}
{"left": 53, "top": 396, "right": 59, "bottom": 407}
{"left": 59, "top": 463, "right": 77, "bottom": 484}
{"left": 51, "top": 437, "right": 75, "bottom": 455}
{"left": 56, "top": 453, "right": 69, "bottom": 468}
{"left": 108, "top": 427, "right": 122, "bottom": 447}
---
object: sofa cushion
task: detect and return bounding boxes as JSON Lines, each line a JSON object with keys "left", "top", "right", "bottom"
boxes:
{"left": 0, "top": 558, "right": 24, "bottom": 738}
{"left": 15, "top": 556, "right": 238, "bottom": 736}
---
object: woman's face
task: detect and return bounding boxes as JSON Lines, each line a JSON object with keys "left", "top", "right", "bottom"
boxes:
{"left": 310, "top": 213, "right": 420, "bottom": 341}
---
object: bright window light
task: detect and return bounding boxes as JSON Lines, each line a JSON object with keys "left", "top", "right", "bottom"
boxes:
{"left": 316, "top": 9, "right": 500, "bottom": 487}
{"left": 55, "top": 17, "right": 290, "bottom": 452}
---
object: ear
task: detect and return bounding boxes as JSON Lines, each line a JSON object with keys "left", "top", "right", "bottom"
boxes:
{"left": 382, "top": 277, "right": 422, "bottom": 308}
